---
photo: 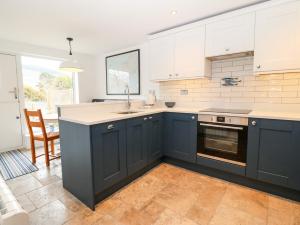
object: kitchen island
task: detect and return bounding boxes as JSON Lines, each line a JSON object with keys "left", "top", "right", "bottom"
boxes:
{"left": 58, "top": 101, "right": 300, "bottom": 209}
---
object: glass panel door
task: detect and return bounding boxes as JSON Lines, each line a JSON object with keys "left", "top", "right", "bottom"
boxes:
{"left": 203, "top": 127, "right": 239, "bottom": 154}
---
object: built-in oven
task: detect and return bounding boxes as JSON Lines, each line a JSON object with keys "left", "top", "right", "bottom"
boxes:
{"left": 197, "top": 114, "right": 248, "bottom": 165}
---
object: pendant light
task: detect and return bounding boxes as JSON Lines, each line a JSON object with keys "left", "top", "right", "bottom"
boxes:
{"left": 59, "top": 37, "right": 84, "bottom": 73}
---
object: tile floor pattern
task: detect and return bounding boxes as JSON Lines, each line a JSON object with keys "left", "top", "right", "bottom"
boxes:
{"left": 4, "top": 149, "right": 300, "bottom": 225}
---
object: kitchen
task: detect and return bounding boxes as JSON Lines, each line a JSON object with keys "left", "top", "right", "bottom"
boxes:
{"left": 58, "top": 0, "right": 300, "bottom": 219}
{"left": 0, "top": 0, "right": 300, "bottom": 224}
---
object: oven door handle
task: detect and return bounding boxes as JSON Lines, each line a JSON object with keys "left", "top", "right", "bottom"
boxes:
{"left": 199, "top": 123, "right": 244, "bottom": 130}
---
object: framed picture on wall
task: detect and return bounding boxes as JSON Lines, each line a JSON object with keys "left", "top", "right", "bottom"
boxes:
{"left": 106, "top": 49, "right": 140, "bottom": 95}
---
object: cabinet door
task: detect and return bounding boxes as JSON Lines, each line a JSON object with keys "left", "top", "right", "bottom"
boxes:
{"left": 174, "top": 26, "right": 207, "bottom": 78}
{"left": 148, "top": 114, "right": 163, "bottom": 163}
{"left": 164, "top": 113, "right": 197, "bottom": 163}
{"left": 247, "top": 118, "right": 294, "bottom": 188}
{"left": 149, "top": 35, "right": 174, "bottom": 81}
{"left": 205, "top": 13, "right": 255, "bottom": 57}
{"left": 254, "top": 1, "right": 300, "bottom": 73}
{"left": 92, "top": 121, "right": 127, "bottom": 193}
{"left": 126, "top": 117, "right": 148, "bottom": 176}
{"left": 290, "top": 122, "right": 300, "bottom": 191}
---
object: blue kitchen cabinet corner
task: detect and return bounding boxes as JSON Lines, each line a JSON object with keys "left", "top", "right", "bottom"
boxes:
{"left": 247, "top": 118, "right": 300, "bottom": 191}
{"left": 92, "top": 121, "right": 127, "bottom": 193}
{"left": 164, "top": 113, "right": 197, "bottom": 163}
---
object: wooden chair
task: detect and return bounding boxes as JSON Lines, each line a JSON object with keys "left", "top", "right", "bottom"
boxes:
{"left": 24, "top": 109, "right": 60, "bottom": 167}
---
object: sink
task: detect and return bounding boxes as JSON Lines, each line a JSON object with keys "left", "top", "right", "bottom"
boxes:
{"left": 115, "top": 111, "right": 141, "bottom": 114}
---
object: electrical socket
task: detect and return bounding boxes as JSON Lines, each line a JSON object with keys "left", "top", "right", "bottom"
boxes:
{"left": 180, "top": 89, "right": 188, "bottom": 95}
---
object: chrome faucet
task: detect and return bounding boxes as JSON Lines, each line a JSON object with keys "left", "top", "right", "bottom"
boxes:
{"left": 125, "top": 85, "right": 131, "bottom": 110}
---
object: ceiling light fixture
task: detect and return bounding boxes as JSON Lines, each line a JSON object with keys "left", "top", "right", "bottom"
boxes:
{"left": 171, "top": 10, "right": 178, "bottom": 15}
{"left": 59, "top": 37, "right": 84, "bottom": 73}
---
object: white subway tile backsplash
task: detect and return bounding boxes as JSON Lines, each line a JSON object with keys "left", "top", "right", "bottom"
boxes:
{"left": 282, "top": 98, "right": 300, "bottom": 104}
{"left": 231, "top": 97, "right": 255, "bottom": 103}
{"left": 243, "top": 91, "right": 268, "bottom": 98}
{"left": 159, "top": 56, "right": 300, "bottom": 106}
{"left": 243, "top": 64, "right": 254, "bottom": 71}
{"left": 256, "top": 74, "right": 283, "bottom": 80}
{"left": 284, "top": 73, "right": 300, "bottom": 79}
{"left": 222, "top": 65, "right": 244, "bottom": 72}
{"left": 282, "top": 86, "right": 299, "bottom": 91}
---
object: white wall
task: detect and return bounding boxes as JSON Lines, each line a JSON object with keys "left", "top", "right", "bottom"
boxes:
{"left": 0, "top": 38, "right": 98, "bottom": 148}
{"left": 94, "top": 43, "right": 159, "bottom": 100}
{"left": 0, "top": 38, "right": 98, "bottom": 103}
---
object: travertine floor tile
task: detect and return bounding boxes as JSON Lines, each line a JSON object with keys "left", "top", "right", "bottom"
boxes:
{"left": 32, "top": 168, "right": 61, "bottom": 186}
{"left": 153, "top": 183, "right": 199, "bottom": 216}
{"left": 16, "top": 194, "right": 36, "bottom": 213}
{"left": 209, "top": 204, "right": 267, "bottom": 225}
{"left": 63, "top": 209, "right": 102, "bottom": 225}
{"left": 58, "top": 192, "right": 87, "bottom": 213}
{"left": 115, "top": 174, "right": 167, "bottom": 210}
{"left": 153, "top": 208, "right": 199, "bottom": 225}
{"left": 94, "top": 214, "right": 124, "bottom": 225}
{"left": 6, "top": 174, "right": 43, "bottom": 196}
{"left": 186, "top": 181, "right": 227, "bottom": 225}
{"left": 26, "top": 180, "right": 66, "bottom": 208}
{"left": 267, "top": 208, "right": 294, "bottom": 225}
{"left": 220, "top": 183, "right": 268, "bottom": 220}
{"left": 29, "top": 200, "right": 75, "bottom": 225}
{"left": 6, "top": 150, "right": 299, "bottom": 225}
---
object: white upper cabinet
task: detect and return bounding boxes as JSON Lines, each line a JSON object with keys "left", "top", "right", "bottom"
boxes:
{"left": 254, "top": 1, "right": 300, "bottom": 73}
{"left": 174, "top": 26, "right": 209, "bottom": 79}
{"left": 205, "top": 13, "right": 255, "bottom": 57}
{"left": 149, "top": 35, "right": 174, "bottom": 81}
{"left": 149, "top": 26, "right": 210, "bottom": 81}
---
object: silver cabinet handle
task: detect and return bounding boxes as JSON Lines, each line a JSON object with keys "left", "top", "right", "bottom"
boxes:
{"left": 256, "top": 65, "right": 261, "bottom": 69}
{"left": 169, "top": 74, "right": 172, "bottom": 77}
{"left": 175, "top": 74, "right": 179, "bottom": 76}
{"left": 251, "top": 121, "right": 257, "bottom": 126}
{"left": 149, "top": 116, "right": 153, "bottom": 119}
{"left": 225, "top": 48, "right": 230, "bottom": 51}
{"left": 144, "top": 117, "right": 148, "bottom": 121}
{"left": 191, "top": 116, "right": 195, "bottom": 120}
{"left": 107, "top": 124, "right": 114, "bottom": 130}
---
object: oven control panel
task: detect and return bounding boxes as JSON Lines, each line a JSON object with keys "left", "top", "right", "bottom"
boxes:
{"left": 198, "top": 114, "right": 248, "bottom": 126}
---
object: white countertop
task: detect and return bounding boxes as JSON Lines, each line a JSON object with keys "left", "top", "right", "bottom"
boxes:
{"left": 59, "top": 106, "right": 300, "bottom": 125}
{"left": 249, "top": 111, "right": 300, "bottom": 122}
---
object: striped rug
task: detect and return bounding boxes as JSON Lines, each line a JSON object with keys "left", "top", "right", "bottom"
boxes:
{"left": 0, "top": 150, "right": 38, "bottom": 180}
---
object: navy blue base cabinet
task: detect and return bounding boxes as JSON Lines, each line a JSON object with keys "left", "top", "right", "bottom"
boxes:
{"left": 59, "top": 113, "right": 300, "bottom": 210}
{"left": 126, "top": 117, "right": 149, "bottom": 176}
{"left": 92, "top": 121, "right": 127, "bottom": 193}
{"left": 126, "top": 114, "right": 163, "bottom": 175}
{"left": 147, "top": 114, "right": 163, "bottom": 163}
{"left": 164, "top": 113, "right": 197, "bottom": 163}
{"left": 59, "top": 113, "right": 163, "bottom": 210}
{"left": 247, "top": 118, "right": 300, "bottom": 191}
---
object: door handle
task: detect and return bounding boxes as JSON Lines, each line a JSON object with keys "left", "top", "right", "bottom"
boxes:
{"left": 199, "top": 123, "right": 243, "bottom": 130}
{"left": 9, "top": 87, "right": 18, "bottom": 99}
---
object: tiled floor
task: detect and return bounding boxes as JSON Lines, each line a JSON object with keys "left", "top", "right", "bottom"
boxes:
{"left": 5, "top": 149, "right": 300, "bottom": 225}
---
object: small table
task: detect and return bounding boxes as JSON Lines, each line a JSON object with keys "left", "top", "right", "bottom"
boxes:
{"left": 43, "top": 113, "right": 58, "bottom": 123}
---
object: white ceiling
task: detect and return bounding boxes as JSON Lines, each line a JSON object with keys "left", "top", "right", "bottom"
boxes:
{"left": 0, "top": 0, "right": 265, "bottom": 55}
